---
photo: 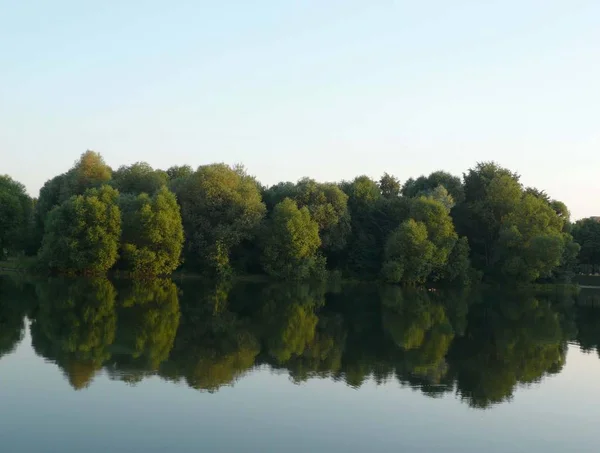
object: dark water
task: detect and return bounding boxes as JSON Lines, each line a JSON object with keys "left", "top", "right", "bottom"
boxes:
{"left": 2, "top": 276, "right": 600, "bottom": 452}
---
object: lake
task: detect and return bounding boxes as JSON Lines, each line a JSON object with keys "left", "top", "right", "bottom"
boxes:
{"left": 1, "top": 275, "right": 600, "bottom": 452}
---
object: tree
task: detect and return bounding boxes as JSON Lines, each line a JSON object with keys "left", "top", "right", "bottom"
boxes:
{"left": 382, "top": 219, "right": 435, "bottom": 284}
{"left": 166, "top": 165, "right": 193, "bottom": 181}
{"left": 495, "top": 194, "right": 573, "bottom": 282}
{"left": 264, "top": 178, "right": 351, "bottom": 259}
{"left": 379, "top": 172, "right": 401, "bottom": 198}
{"left": 62, "top": 150, "right": 112, "bottom": 197}
{"left": 32, "top": 151, "right": 112, "bottom": 253}
{"left": 402, "top": 171, "right": 464, "bottom": 204}
{"left": 341, "top": 176, "right": 383, "bottom": 277}
{"left": 572, "top": 218, "right": 600, "bottom": 273}
{"left": 119, "top": 186, "right": 184, "bottom": 276}
{"left": 39, "top": 185, "right": 121, "bottom": 274}
{"left": 382, "top": 196, "right": 459, "bottom": 285}
{"left": 112, "top": 162, "right": 167, "bottom": 195}
{"left": 173, "top": 163, "right": 266, "bottom": 276}
{"left": 453, "top": 162, "right": 522, "bottom": 272}
{"left": 0, "top": 175, "right": 33, "bottom": 258}
{"left": 261, "top": 198, "right": 324, "bottom": 280}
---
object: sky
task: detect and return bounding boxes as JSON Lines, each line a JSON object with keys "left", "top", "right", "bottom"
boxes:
{"left": 1, "top": 0, "right": 598, "bottom": 219}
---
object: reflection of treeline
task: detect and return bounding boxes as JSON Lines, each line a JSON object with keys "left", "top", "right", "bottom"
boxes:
{"left": 3, "top": 152, "right": 594, "bottom": 284}
{"left": 11, "top": 277, "right": 600, "bottom": 408}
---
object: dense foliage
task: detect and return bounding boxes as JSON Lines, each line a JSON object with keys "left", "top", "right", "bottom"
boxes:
{"left": 119, "top": 187, "right": 184, "bottom": 276}
{"left": 0, "top": 152, "right": 592, "bottom": 282}
{"left": 39, "top": 185, "right": 122, "bottom": 274}
{"left": 0, "top": 175, "right": 33, "bottom": 258}
{"left": 261, "top": 198, "right": 324, "bottom": 280}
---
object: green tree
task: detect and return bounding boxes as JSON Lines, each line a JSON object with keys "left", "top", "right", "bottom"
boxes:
{"left": 39, "top": 185, "right": 121, "bottom": 274}
{"left": 402, "top": 171, "right": 464, "bottom": 204}
{"left": 341, "top": 176, "right": 383, "bottom": 277}
{"left": 119, "top": 186, "right": 184, "bottom": 276}
{"left": 453, "top": 162, "right": 522, "bottom": 272}
{"left": 264, "top": 178, "right": 351, "bottom": 259}
{"left": 382, "top": 197, "right": 458, "bottom": 285}
{"left": 379, "top": 172, "right": 401, "bottom": 198}
{"left": 382, "top": 219, "right": 435, "bottom": 284}
{"left": 0, "top": 175, "right": 33, "bottom": 257}
{"left": 32, "top": 151, "right": 112, "bottom": 253}
{"left": 112, "top": 162, "right": 168, "bottom": 195}
{"left": 572, "top": 218, "right": 600, "bottom": 273}
{"left": 173, "top": 163, "right": 266, "bottom": 276}
{"left": 496, "top": 194, "right": 573, "bottom": 282}
{"left": 261, "top": 198, "right": 324, "bottom": 280}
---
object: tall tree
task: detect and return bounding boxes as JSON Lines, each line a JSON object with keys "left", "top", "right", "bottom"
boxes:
{"left": 119, "top": 186, "right": 184, "bottom": 276}
{"left": 379, "top": 172, "right": 401, "bottom": 199}
{"left": 261, "top": 198, "right": 324, "bottom": 280}
{"left": 264, "top": 178, "right": 351, "bottom": 260}
{"left": 453, "top": 162, "right": 522, "bottom": 272}
{"left": 572, "top": 218, "right": 600, "bottom": 273}
{"left": 382, "top": 197, "right": 458, "bottom": 285}
{"left": 173, "top": 163, "right": 266, "bottom": 276}
{"left": 112, "top": 162, "right": 168, "bottom": 195}
{"left": 402, "top": 171, "right": 464, "bottom": 204}
{"left": 495, "top": 194, "right": 571, "bottom": 282}
{"left": 39, "top": 185, "right": 121, "bottom": 274}
{"left": 32, "top": 151, "right": 113, "bottom": 253}
{"left": 0, "top": 175, "right": 33, "bottom": 258}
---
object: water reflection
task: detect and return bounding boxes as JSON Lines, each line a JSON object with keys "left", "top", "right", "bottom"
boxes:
{"left": 2, "top": 275, "right": 600, "bottom": 409}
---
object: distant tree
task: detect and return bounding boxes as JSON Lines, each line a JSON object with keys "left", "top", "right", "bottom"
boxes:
{"left": 340, "top": 176, "right": 383, "bottom": 277}
{"left": 379, "top": 172, "right": 401, "bottom": 198}
{"left": 112, "top": 162, "right": 168, "bottom": 195}
{"left": 261, "top": 198, "right": 324, "bottom": 280}
{"left": 166, "top": 165, "right": 193, "bottom": 181}
{"left": 173, "top": 163, "right": 266, "bottom": 276}
{"left": 402, "top": 171, "right": 464, "bottom": 204}
{"left": 119, "top": 186, "right": 184, "bottom": 276}
{"left": 62, "top": 150, "right": 113, "bottom": 197}
{"left": 39, "top": 185, "right": 121, "bottom": 274}
{"left": 0, "top": 175, "right": 33, "bottom": 258}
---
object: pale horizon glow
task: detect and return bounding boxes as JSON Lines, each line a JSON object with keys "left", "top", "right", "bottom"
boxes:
{"left": 1, "top": 1, "right": 598, "bottom": 219}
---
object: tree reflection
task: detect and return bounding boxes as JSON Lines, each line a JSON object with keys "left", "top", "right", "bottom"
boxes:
{"left": 107, "top": 279, "right": 180, "bottom": 383}
{"left": 381, "top": 287, "right": 454, "bottom": 384}
{"left": 0, "top": 277, "right": 33, "bottom": 358}
{"left": 30, "top": 278, "right": 117, "bottom": 389}
{"left": 447, "top": 289, "right": 568, "bottom": 408}
{"left": 159, "top": 280, "right": 260, "bottom": 392}
{"left": 8, "top": 276, "right": 600, "bottom": 409}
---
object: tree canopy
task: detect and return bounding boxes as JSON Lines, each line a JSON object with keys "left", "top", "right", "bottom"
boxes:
{"left": 1, "top": 153, "right": 587, "bottom": 283}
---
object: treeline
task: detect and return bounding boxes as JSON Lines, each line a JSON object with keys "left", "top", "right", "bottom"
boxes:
{"left": 1, "top": 150, "right": 598, "bottom": 282}
{"left": 2, "top": 276, "right": 594, "bottom": 408}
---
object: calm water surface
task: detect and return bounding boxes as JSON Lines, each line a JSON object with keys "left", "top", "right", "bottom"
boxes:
{"left": 1, "top": 276, "right": 600, "bottom": 452}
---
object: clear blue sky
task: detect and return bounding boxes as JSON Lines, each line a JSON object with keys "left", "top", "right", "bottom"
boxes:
{"left": 1, "top": 0, "right": 598, "bottom": 219}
